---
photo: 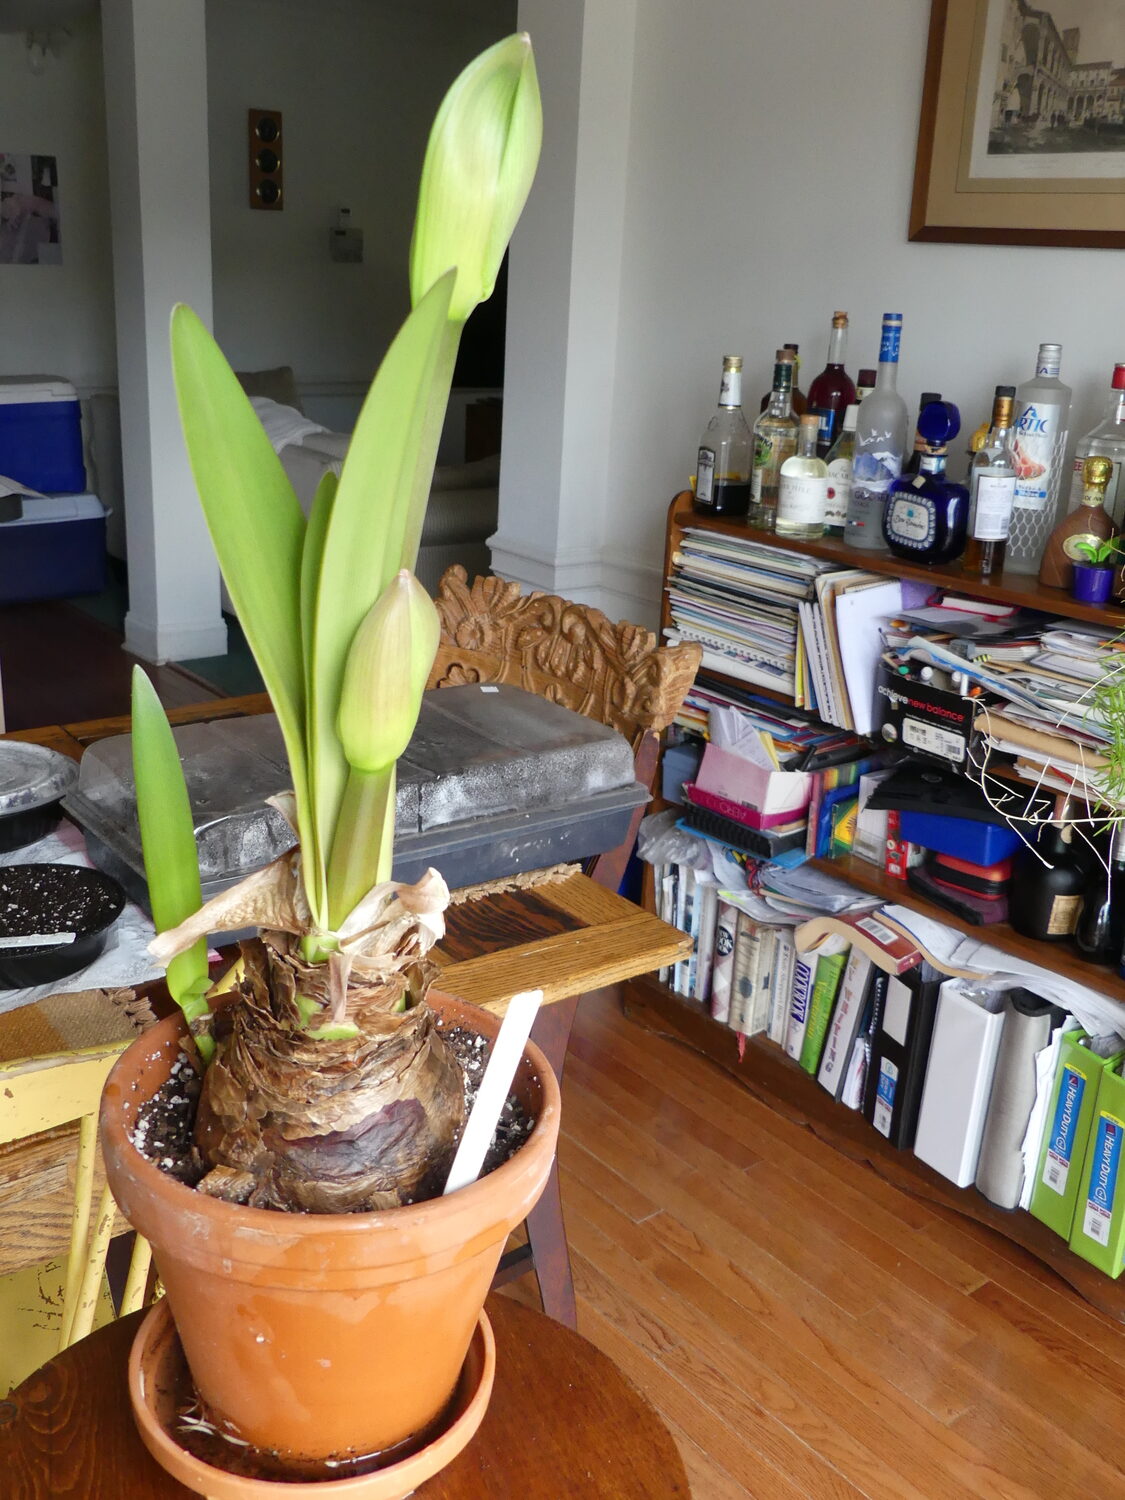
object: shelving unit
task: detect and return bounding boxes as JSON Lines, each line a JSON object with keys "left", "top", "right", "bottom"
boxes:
{"left": 625, "top": 488, "right": 1125, "bottom": 1319}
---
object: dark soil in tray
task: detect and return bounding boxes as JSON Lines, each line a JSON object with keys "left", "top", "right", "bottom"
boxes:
{"left": 0, "top": 862, "right": 123, "bottom": 945}
{"left": 131, "top": 1022, "right": 535, "bottom": 1205}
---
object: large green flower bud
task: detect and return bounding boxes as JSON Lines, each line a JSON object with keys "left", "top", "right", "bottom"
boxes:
{"left": 409, "top": 32, "right": 542, "bottom": 324}
{"left": 336, "top": 571, "right": 440, "bottom": 772}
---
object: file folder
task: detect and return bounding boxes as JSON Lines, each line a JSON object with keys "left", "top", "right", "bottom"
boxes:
{"left": 1069, "top": 1060, "right": 1125, "bottom": 1277}
{"left": 1030, "top": 1029, "right": 1125, "bottom": 1240}
{"left": 913, "top": 979, "right": 1005, "bottom": 1188}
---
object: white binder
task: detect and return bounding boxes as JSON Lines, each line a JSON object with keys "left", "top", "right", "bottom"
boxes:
{"left": 913, "top": 978, "right": 1006, "bottom": 1187}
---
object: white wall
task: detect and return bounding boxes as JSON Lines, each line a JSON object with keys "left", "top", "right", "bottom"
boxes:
{"left": 504, "top": 0, "right": 1123, "bottom": 629}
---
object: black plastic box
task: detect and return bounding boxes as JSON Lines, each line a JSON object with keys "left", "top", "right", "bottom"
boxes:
{"left": 875, "top": 660, "right": 978, "bottom": 768}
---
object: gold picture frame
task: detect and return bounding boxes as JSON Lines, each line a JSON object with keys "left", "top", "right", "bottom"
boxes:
{"left": 910, "top": 0, "right": 1125, "bottom": 247}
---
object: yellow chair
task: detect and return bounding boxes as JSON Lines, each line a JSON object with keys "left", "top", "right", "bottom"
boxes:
{"left": 0, "top": 990, "right": 154, "bottom": 1389}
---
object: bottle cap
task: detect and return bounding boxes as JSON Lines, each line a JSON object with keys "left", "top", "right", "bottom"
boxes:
{"left": 917, "top": 400, "right": 961, "bottom": 447}
{"left": 1113, "top": 363, "right": 1125, "bottom": 392}
{"left": 882, "top": 313, "right": 903, "bottom": 324}
{"left": 1036, "top": 342, "right": 1062, "bottom": 376}
{"left": 722, "top": 355, "right": 743, "bottom": 370}
{"left": 842, "top": 404, "right": 859, "bottom": 429}
{"left": 800, "top": 413, "right": 819, "bottom": 431}
{"left": 857, "top": 368, "right": 876, "bottom": 386}
{"left": 1084, "top": 455, "right": 1113, "bottom": 489}
{"left": 775, "top": 348, "right": 794, "bottom": 363}
{"left": 919, "top": 391, "right": 942, "bottom": 411}
{"left": 784, "top": 343, "right": 799, "bottom": 355}
{"left": 832, "top": 311, "right": 848, "bottom": 326}
{"left": 995, "top": 384, "right": 1016, "bottom": 398}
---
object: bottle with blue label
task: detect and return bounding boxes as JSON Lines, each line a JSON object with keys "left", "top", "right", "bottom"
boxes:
{"left": 1007, "top": 342, "right": 1072, "bottom": 574}
{"left": 882, "top": 400, "right": 969, "bottom": 564}
{"left": 844, "top": 314, "right": 908, "bottom": 550}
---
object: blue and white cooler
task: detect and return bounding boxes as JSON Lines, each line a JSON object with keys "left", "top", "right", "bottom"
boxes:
{"left": 0, "top": 376, "right": 107, "bottom": 603}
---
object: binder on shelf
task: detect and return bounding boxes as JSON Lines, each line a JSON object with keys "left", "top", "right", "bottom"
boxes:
{"left": 798, "top": 936, "right": 849, "bottom": 1075}
{"left": 913, "top": 979, "right": 1006, "bottom": 1188}
{"left": 1032, "top": 1030, "right": 1125, "bottom": 1240}
{"left": 817, "top": 948, "right": 874, "bottom": 1099}
{"left": 862, "top": 965, "right": 941, "bottom": 1150}
{"left": 1068, "top": 1059, "right": 1125, "bottom": 1278}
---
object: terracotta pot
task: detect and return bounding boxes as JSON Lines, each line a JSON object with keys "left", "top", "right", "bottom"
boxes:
{"left": 100, "top": 991, "right": 559, "bottom": 1478}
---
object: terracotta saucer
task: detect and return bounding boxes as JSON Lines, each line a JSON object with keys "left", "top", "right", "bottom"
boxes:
{"left": 128, "top": 1298, "right": 495, "bottom": 1500}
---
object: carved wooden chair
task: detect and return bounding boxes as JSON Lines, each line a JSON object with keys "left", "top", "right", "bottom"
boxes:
{"left": 427, "top": 566, "right": 700, "bottom": 1326}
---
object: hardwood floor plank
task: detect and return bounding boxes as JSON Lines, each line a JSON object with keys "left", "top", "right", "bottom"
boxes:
{"left": 666, "top": 1418, "right": 803, "bottom": 1500}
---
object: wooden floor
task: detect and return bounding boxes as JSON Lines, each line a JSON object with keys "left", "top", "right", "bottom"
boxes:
{"left": 503, "top": 987, "right": 1125, "bottom": 1500}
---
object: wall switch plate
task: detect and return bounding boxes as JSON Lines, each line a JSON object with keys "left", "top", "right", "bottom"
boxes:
{"left": 330, "top": 227, "right": 363, "bottom": 262}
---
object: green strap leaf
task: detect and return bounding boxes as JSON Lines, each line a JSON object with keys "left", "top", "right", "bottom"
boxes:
{"left": 304, "top": 273, "right": 454, "bottom": 875}
{"left": 299, "top": 470, "right": 338, "bottom": 920}
{"left": 170, "top": 304, "right": 319, "bottom": 919}
{"left": 130, "top": 668, "right": 213, "bottom": 1058}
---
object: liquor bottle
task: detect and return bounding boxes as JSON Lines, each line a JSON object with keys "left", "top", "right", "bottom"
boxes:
{"left": 1007, "top": 342, "right": 1072, "bottom": 574}
{"left": 749, "top": 350, "right": 798, "bottom": 530}
{"left": 963, "top": 386, "right": 1018, "bottom": 578}
{"left": 1067, "top": 363, "right": 1125, "bottom": 527}
{"left": 844, "top": 314, "right": 908, "bottom": 550}
{"left": 806, "top": 312, "right": 857, "bottom": 458}
{"left": 902, "top": 392, "right": 943, "bottom": 476}
{"left": 882, "top": 400, "right": 969, "bottom": 565}
{"left": 824, "top": 403, "right": 858, "bottom": 538}
{"left": 776, "top": 415, "right": 829, "bottom": 540}
{"left": 1076, "top": 822, "right": 1125, "bottom": 966}
{"left": 1038, "top": 455, "right": 1115, "bottom": 589}
{"left": 760, "top": 344, "right": 807, "bottom": 415}
{"left": 1009, "top": 802, "right": 1086, "bottom": 941}
{"left": 855, "top": 368, "right": 877, "bottom": 403}
{"left": 693, "top": 354, "right": 753, "bottom": 517}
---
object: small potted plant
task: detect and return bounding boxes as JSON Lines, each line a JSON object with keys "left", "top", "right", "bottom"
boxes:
{"left": 98, "top": 35, "right": 560, "bottom": 1500}
{"left": 1071, "top": 535, "right": 1123, "bottom": 605}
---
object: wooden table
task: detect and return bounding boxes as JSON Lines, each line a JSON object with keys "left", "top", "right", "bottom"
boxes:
{"left": 0, "top": 1296, "right": 691, "bottom": 1498}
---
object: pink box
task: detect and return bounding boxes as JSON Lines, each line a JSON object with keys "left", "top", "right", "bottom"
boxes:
{"left": 694, "top": 743, "right": 810, "bottom": 817}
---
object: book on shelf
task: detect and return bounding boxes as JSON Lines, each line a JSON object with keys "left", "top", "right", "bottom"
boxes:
{"left": 729, "top": 920, "right": 764, "bottom": 1036}
{"left": 770, "top": 929, "right": 797, "bottom": 1046}
{"left": 817, "top": 947, "right": 874, "bottom": 1100}
{"left": 785, "top": 949, "right": 817, "bottom": 1060}
{"left": 793, "top": 909, "right": 922, "bottom": 976}
{"left": 692, "top": 880, "right": 720, "bottom": 1006}
{"left": 709, "top": 901, "right": 740, "bottom": 1025}
{"left": 798, "top": 936, "right": 850, "bottom": 1075}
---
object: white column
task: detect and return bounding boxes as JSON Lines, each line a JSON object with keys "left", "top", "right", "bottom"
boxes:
{"left": 101, "top": 0, "right": 227, "bottom": 663}
{"left": 495, "top": 0, "right": 640, "bottom": 618}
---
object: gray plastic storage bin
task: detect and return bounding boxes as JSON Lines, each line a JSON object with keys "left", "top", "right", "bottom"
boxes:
{"left": 63, "top": 685, "right": 648, "bottom": 912}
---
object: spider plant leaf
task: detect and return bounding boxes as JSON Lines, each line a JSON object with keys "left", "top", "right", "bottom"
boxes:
{"left": 130, "top": 668, "right": 212, "bottom": 1056}
{"left": 170, "top": 303, "right": 317, "bottom": 916}
{"left": 304, "top": 272, "right": 453, "bottom": 875}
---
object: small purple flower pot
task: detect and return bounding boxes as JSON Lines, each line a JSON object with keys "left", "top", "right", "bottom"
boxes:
{"left": 1072, "top": 562, "right": 1114, "bottom": 605}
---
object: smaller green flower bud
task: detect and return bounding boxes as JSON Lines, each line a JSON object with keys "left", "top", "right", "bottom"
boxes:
{"left": 337, "top": 571, "right": 440, "bottom": 771}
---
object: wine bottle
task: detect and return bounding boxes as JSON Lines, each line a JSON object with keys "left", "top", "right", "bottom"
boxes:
{"left": 1067, "top": 363, "right": 1125, "bottom": 527}
{"left": 693, "top": 355, "right": 753, "bottom": 518}
{"left": 1038, "top": 455, "right": 1115, "bottom": 589}
{"left": 749, "top": 350, "right": 798, "bottom": 530}
{"left": 776, "top": 414, "right": 829, "bottom": 540}
{"left": 963, "top": 386, "right": 1018, "bottom": 578}
{"left": 902, "top": 392, "right": 943, "bottom": 477}
{"left": 844, "top": 314, "right": 908, "bottom": 551}
{"left": 1009, "top": 803, "right": 1085, "bottom": 941}
{"left": 806, "top": 312, "right": 857, "bottom": 459}
{"left": 1076, "top": 823, "right": 1125, "bottom": 966}
{"left": 824, "top": 403, "right": 858, "bottom": 538}
{"left": 1007, "top": 342, "right": 1072, "bottom": 574}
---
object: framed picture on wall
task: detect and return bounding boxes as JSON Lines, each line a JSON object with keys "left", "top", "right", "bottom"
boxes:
{"left": 910, "top": 0, "right": 1125, "bottom": 247}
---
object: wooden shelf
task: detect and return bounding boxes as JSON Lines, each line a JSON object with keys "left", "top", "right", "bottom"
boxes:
{"left": 670, "top": 489, "right": 1125, "bottom": 628}
{"left": 621, "top": 971, "right": 1125, "bottom": 1323}
{"left": 810, "top": 852, "right": 1125, "bottom": 1003}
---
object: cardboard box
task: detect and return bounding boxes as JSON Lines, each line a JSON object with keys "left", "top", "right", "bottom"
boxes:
{"left": 1068, "top": 1059, "right": 1125, "bottom": 1277}
{"left": 875, "top": 661, "right": 977, "bottom": 768}
{"left": 1031, "top": 1031, "right": 1125, "bottom": 1240}
{"left": 694, "top": 743, "right": 809, "bottom": 816}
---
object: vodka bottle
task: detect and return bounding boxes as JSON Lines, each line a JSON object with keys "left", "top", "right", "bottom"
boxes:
{"left": 1007, "top": 342, "right": 1072, "bottom": 573}
{"left": 693, "top": 355, "right": 753, "bottom": 517}
{"left": 823, "top": 403, "right": 857, "bottom": 537}
{"left": 806, "top": 312, "right": 857, "bottom": 458}
{"left": 776, "top": 415, "right": 829, "bottom": 540}
{"left": 1066, "top": 363, "right": 1125, "bottom": 527}
{"left": 844, "top": 314, "right": 908, "bottom": 550}
{"left": 963, "top": 386, "right": 1018, "bottom": 578}
{"left": 749, "top": 350, "right": 798, "bottom": 529}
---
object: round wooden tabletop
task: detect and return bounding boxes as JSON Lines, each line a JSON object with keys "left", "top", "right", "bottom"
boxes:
{"left": 0, "top": 1294, "right": 690, "bottom": 1498}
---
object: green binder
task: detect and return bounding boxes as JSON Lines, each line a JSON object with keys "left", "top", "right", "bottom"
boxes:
{"left": 798, "top": 943, "right": 848, "bottom": 1075}
{"left": 1068, "top": 1060, "right": 1125, "bottom": 1278}
{"left": 1030, "top": 1030, "right": 1125, "bottom": 1240}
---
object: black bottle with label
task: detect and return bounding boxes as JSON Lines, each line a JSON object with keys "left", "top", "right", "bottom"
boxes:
{"left": 1077, "top": 822, "right": 1125, "bottom": 964}
{"left": 1009, "top": 802, "right": 1085, "bottom": 942}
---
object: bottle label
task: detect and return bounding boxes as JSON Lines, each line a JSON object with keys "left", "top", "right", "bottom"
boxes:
{"left": 720, "top": 369, "right": 742, "bottom": 407}
{"left": 972, "top": 473, "right": 1016, "bottom": 540}
{"left": 1082, "top": 1113, "right": 1123, "bottom": 1247}
{"left": 810, "top": 406, "right": 836, "bottom": 449}
{"left": 852, "top": 448, "right": 903, "bottom": 499}
{"left": 1045, "top": 891, "right": 1081, "bottom": 936}
{"left": 885, "top": 494, "right": 935, "bottom": 547}
{"left": 1042, "top": 1065, "right": 1086, "bottom": 1196}
{"left": 825, "top": 458, "right": 853, "bottom": 527}
{"left": 1013, "top": 401, "right": 1067, "bottom": 511}
{"left": 879, "top": 321, "right": 902, "bottom": 364}
{"left": 1063, "top": 531, "right": 1107, "bottom": 562}
{"left": 696, "top": 447, "right": 716, "bottom": 504}
{"left": 776, "top": 473, "right": 828, "bottom": 524}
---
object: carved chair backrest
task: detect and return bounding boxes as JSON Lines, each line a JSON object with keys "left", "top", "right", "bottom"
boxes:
{"left": 426, "top": 567, "right": 701, "bottom": 760}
